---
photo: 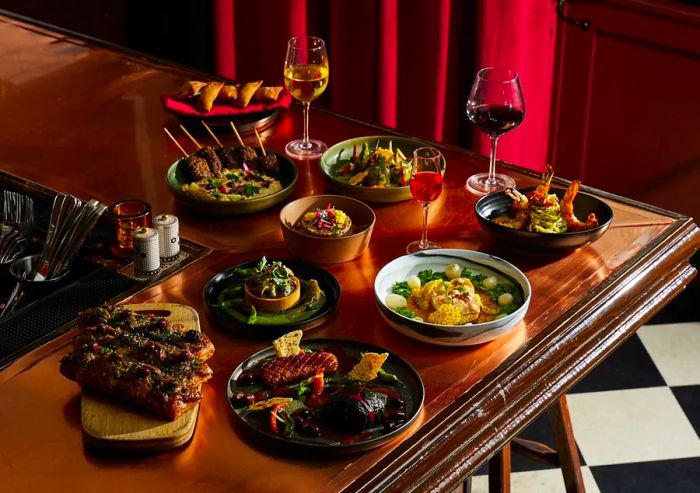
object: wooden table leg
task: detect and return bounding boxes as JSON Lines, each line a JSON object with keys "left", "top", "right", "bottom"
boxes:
{"left": 463, "top": 476, "right": 472, "bottom": 493}
{"left": 548, "top": 395, "right": 586, "bottom": 493}
{"left": 488, "top": 442, "right": 511, "bottom": 493}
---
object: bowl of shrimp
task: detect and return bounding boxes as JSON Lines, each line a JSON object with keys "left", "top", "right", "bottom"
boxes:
{"left": 474, "top": 166, "right": 613, "bottom": 251}
{"left": 374, "top": 249, "right": 531, "bottom": 346}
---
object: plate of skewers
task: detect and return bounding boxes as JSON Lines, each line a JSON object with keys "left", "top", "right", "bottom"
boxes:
{"left": 165, "top": 122, "right": 298, "bottom": 216}
{"left": 227, "top": 330, "right": 424, "bottom": 453}
{"left": 474, "top": 166, "right": 614, "bottom": 250}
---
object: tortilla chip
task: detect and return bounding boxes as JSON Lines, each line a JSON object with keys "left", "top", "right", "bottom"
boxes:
{"left": 347, "top": 352, "right": 389, "bottom": 382}
{"left": 217, "top": 84, "right": 238, "bottom": 101}
{"left": 172, "top": 80, "right": 207, "bottom": 99}
{"left": 253, "top": 86, "right": 283, "bottom": 103}
{"left": 197, "top": 81, "right": 224, "bottom": 112}
{"left": 236, "top": 80, "right": 263, "bottom": 108}
{"left": 273, "top": 330, "right": 303, "bottom": 358}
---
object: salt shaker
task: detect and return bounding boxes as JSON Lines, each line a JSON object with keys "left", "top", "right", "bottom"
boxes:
{"left": 152, "top": 213, "right": 180, "bottom": 261}
{"left": 133, "top": 227, "right": 160, "bottom": 275}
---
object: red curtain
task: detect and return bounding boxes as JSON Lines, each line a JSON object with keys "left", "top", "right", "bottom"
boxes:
{"left": 212, "top": 0, "right": 555, "bottom": 172}
{"left": 475, "top": 0, "right": 557, "bottom": 173}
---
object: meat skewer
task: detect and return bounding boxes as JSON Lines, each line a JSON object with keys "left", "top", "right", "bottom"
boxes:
{"left": 201, "top": 120, "right": 223, "bottom": 147}
{"left": 179, "top": 124, "right": 202, "bottom": 150}
{"left": 230, "top": 121, "right": 245, "bottom": 146}
{"left": 254, "top": 127, "right": 279, "bottom": 176}
{"left": 254, "top": 127, "right": 266, "bottom": 156}
{"left": 163, "top": 127, "right": 189, "bottom": 157}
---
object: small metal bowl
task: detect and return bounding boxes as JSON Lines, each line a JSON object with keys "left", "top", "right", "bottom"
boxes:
{"left": 10, "top": 254, "right": 70, "bottom": 288}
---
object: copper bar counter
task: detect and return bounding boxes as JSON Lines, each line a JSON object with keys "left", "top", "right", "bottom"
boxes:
{"left": 0, "top": 14, "right": 698, "bottom": 493}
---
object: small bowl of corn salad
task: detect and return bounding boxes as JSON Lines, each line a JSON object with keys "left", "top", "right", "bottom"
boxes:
{"left": 374, "top": 249, "right": 531, "bottom": 346}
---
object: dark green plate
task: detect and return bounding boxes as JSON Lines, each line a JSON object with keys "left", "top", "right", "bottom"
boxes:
{"left": 203, "top": 259, "right": 340, "bottom": 337}
{"left": 320, "top": 135, "right": 439, "bottom": 203}
{"left": 166, "top": 150, "right": 298, "bottom": 216}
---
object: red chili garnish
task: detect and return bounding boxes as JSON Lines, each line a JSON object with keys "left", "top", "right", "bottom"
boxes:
{"left": 218, "top": 185, "right": 228, "bottom": 194}
{"left": 269, "top": 402, "right": 288, "bottom": 434}
{"left": 311, "top": 370, "right": 324, "bottom": 397}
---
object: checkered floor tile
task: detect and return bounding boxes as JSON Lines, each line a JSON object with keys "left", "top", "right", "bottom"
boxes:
{"left": 466, "top": 320, "right": 700, "bottom": 492}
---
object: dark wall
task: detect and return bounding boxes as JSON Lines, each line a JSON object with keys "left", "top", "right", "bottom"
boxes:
{"left": 0, "top": 0, "right": 215, "bottom": 73}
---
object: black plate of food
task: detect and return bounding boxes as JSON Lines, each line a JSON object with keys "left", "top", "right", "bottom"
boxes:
{"left": 227, "top": 338, "right": 424, "bottom": 454}
{"left": 474, "top": 183, "right": 614, "bottom": 251}
{"left": 203, "top": 258, "right": 340, "bottom": 335}
{"left": 166, "top": 144, "right": 298, "bottom": 216}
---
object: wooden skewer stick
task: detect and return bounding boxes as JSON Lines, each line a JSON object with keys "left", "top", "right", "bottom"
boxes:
{"left": 163, "top": 128, "right": 189, "bottom": 157}
{"left": 229, "top": 121, "right": 245, "bottom": 147}
{"left": 201, "top": 120, "right": 223, "bottom": 147}
{"left": 179, "top": 124, "right": 202, "bottom": 149}
{"left": 253, "top": 128, "right": 266, "bottom": 156}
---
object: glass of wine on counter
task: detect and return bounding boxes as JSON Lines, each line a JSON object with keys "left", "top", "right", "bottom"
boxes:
{"left": 283, "top": 36, "right": 329, "bottom": 159}
{"left": 465, "top": 67, "right": 525, "bottom": 195}
{"left": 407, "top": 147, "right": 445, "bottom": 254}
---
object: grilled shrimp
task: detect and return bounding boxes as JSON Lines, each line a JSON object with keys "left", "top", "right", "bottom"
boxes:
{"left": 527, "top": 165, "right": 555, "bottom": 206}
{"left": 493, "top": 187, "right": 530, "bottom": 230}
{"left": 561, "top": 180, "right": 599, "bottom": 231}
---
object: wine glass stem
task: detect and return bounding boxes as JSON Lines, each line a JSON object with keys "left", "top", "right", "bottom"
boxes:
{"left": 420, "top": 203, "right": 430, "bottom": 247}
{"left": 302, "top": 102, "right": 311, "bottom": 149}
{"left": 488, "top": 135, "right": 499, "bottom": 186}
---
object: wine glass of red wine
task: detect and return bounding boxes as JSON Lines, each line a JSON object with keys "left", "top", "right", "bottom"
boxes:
{"left": 465, "top": 67, "right": 525, "bottom": 195}
{"left": 407, "top": 147, "right": 445, "bottom": 254}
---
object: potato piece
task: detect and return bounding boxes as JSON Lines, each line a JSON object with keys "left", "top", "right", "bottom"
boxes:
{"left": 172, "top": 80, "right": 207, "bottom": 99}
{"left": 236, "top": 80, "right": 263, "bottom": 108}
{"left": 253, "top": 86, "right": 283, "bottom": 103}
{"left": 216, "top": 84, "right": 238, "bottom": 101}
{"left": 197, "top": 81, "right": 224, "bottom": 112}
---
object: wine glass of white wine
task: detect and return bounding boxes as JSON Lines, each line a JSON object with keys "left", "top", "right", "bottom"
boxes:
{"left": 283, "top": 36, "right": 329, "bottom": 159}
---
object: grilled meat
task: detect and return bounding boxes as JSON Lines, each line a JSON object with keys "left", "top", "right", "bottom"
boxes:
{"left": 60, "top": 348, "right": 207, "bottom": 420}
{"left": 195, "top": 146, "right": 223, "bottom": 176}
{"left": 216, "top": 145, "right": 239, "bottom": 169}
{"left": 74, "top": 325, "right": 215, "bottom": 366}
{"left": 183, "top": 155, "right": 211, "bottom": 182}
{"left": 234, "top": 145, "right": 259, "bottom": 168}
{"left": 63, "top": 305, "right": 215, "bottom": 421}
{"left": 258, "top": 153, "right": 280, "bottom": 177}
{"left": 262, "top": 350, "right": 338, "bottom": 387}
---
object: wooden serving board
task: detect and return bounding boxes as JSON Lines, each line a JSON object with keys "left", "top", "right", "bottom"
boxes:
{"left": 81, "top": 303, "right": 203, "bottom": 452}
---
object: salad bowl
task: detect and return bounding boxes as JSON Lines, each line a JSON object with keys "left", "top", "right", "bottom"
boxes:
{"left": 320, "top": 135, "right": 440, "bottom": 203}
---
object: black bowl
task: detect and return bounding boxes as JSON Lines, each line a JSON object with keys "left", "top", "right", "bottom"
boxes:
{"left": 474, "top": 187, "right": 613, "bottom": 251}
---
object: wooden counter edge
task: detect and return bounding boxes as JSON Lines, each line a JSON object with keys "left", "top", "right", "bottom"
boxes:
{"left": 331, "top": 218, "right": 699, "bottom": 493}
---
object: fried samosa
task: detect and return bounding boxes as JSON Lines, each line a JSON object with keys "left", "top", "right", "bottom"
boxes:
{"left": 197, "top": 81, "right": 224, "bottom": 112}
{"left": 253, "top": 86, "right": 283, "bottom": 103}
{"left": 173, "top": 80, "right": 207, "bottom": 99}
{"left": 236, "top": 80, "right": 263, "bottom": 108}
{"left": 216, "top": 84, "right": 238, "bottom": 102}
